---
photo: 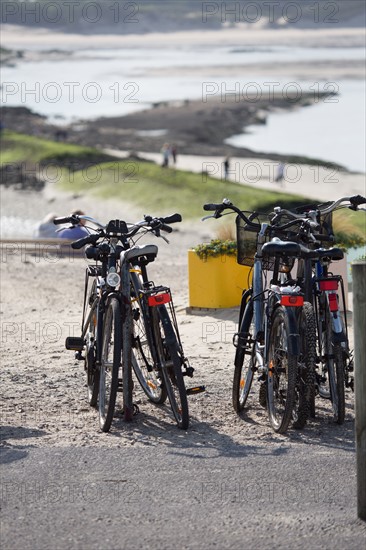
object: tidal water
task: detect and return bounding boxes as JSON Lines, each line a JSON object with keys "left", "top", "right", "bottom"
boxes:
{"left": 1, "top": 44, "right": 365, "bottom": 171}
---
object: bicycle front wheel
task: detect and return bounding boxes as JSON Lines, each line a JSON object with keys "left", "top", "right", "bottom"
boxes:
{"left": 233, "top": 299, "right": 256, "bottom": 412}
{"left": 99, "top": 297, "right": 121, "bottom": 432}
{"left": 267, "top": 306, "right": 298, "bottom": 434}
{"left": 157, "top": 305, "right": 189, "bottom": 430}
{"left": 131, "top": 276, "right": 167, "bottom": 404}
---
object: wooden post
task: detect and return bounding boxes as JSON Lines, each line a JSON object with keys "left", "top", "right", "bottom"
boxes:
{"left": 352, "top": 261, "right": 366, "bottom": 521}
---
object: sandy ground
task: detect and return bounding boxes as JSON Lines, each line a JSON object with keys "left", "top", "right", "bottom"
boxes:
{"left": 0, "top": 178, "right": 358, "bottom": 448}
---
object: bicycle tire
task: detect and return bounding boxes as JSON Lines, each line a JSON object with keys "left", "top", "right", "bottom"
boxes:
{"left": 122, "top": 297, "right": 134, "bottom": 422}
{"left": 84, "top": 281, "right": 99, "bottom": 407}
{"left": 318, "top": 300, "right": 345, "bottom": 424}
{"left": 317, "top": 295, "right": 332, "bottom": 401}
{"left": 157, "top": 305, "right": 189, "bottom": 430}
{"left": 233, "top": 299, "right": 256, "bottom": 412}
{"left": 267, "top": 306, "right": 298, "bottom": 434}
{"left": 99, "top": 297, "right": 121, "bottom": 432}
{"left": 330, "top": 342, "right": 345, "bottom": 424}
{"left": 130, "top": 275, "right": 167, "bottom": 404}
{"left": 293, "top": 302, "right": 316, "bottom": 429}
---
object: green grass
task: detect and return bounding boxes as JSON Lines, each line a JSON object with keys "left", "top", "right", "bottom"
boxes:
{"left": 59, "top": 158, "right": 365, "bottom": 245}
{"left": 2, "top": 131, "right": 364, "bottom": 243}
{"left": 59, "top": 159, "right": 315, "bottom": 219}
{"left": 0, "top": 130, "right": 111, "bottom": 166}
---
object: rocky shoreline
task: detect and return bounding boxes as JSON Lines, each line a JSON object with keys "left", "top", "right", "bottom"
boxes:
{"left": 1, "top": 89, "right": 344, "bottom": 171}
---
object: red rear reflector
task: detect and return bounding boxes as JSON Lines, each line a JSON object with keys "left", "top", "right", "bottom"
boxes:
{"left": 280, "top": 295, "right": 304, "bottom": 307}
{"left": 328, "top": 293, "right": 338, "bottom": 312}
{"left": 148, "top": 293, "right": 171, "bottom": 306}
{"left": 319, "top": 280, "right": 338, "bottom": 291}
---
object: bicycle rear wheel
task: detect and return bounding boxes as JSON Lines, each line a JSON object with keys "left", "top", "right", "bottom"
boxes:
{"left": 84, "top": 280, "right": 99, "bottom": 407}
{"left": 329, "top": 343, "right": 345, "bottom": 424}
{"left": 233, "top": 299, "right": 256, "bottom": 412}
{"left": 131, "top": 276, "right": 167, "bottom": 404}
{"left": 293, "top": 302, "right": 316, "bottom": 429}
{"left": 157, "top": 305, "right": 189, "bottom": 430}
{"left": 267, "top": 306, "right": 298, "bottom": 434}
{"left": 99, "top": 297, "right": 121, "bottom": 432}
{"left": 317, "top": 300, "right": 345, "bottom": 424}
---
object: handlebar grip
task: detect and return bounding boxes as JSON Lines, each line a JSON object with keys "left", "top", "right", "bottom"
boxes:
{"left": 203, "top": 203, "right": 222, "bottom": 211}
{"left": 350, "top": 195, "right": 366, "bottom": 206}
{"left": 161, "top": 213, "right": 182, "bottom": 224}
{"left": 71, "top": 235, "right": 98, "bottom": 249}
{"left": 160, "top": 224, "right": 173, "bottom": 233}
{"left": 54, "top": 216, "right": 73, "bottom": 225}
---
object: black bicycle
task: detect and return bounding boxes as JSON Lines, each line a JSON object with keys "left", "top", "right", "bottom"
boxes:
{"left": 203, "top": 199, "right": 309, "bottom": 433}
{"left": 55, "top": 213, "right": 203, "bottom": 432}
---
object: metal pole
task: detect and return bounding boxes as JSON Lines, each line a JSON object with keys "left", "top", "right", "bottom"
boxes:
{"left": 352, "top": 260, "right": 366, "bottom": 521}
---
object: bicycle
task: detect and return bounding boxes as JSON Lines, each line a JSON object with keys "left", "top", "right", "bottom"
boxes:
{"left": 269, "top": 194, "right": 366, "bottom": 424}
{"left": 55, "top": 213, "right": 204, "bottom": 432}
{"left": 203, "top": 199, "right": 309, "bottom": 433}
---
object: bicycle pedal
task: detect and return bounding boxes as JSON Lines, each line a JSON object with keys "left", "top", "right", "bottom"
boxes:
{"left": 184, "top": 366, "right": 195, "bottom": 378}
{"left": 65, "top": 337, "right": 84, "bottom": 351}
{"left": 75, "top": 351, "right": 84, "bottom": 361}
{"left": 186, "top": 385, "right": 205, "bottom": 396}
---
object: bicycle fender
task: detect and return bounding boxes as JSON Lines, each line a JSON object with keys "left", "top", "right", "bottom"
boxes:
{"left": 285, "top": 307, "right": 300, "bottom": 356}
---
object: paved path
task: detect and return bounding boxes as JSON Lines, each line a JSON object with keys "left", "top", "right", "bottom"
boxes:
{"left": 2, "top": 439, "right": 365, "bottom": 550}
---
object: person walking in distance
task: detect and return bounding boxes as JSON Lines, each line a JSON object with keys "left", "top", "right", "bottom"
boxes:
{"left": 223, "top": 156, "right": 230, "bottom": 180}
{"left": 161, "top": 143, "right": 171, "bottom": 168}
{"left": 171, "top": 144, "right": 177, "bottom": 165}
{"left": 275, "top": 162, "right": 285, "bottom": 185}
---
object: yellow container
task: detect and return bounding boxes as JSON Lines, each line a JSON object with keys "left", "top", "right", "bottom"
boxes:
{"left": 188, "top": 250, "right": 252, "bottom": 308}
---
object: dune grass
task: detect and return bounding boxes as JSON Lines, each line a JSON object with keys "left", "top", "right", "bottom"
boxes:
{"left": 59, "top": 158, "right": 315, "bottom": 218}
{"left": 0, "top": 130, "right": 110, "bottom": 166}
{"left": 59, "top": 159, "right": 366, "bottom": 240}
{"left": 2, "top": 131, "right": 364, "bottom": 243}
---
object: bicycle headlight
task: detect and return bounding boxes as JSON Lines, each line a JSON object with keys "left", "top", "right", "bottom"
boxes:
{"left": 106, "top": 272, "right": 120, "bottom": 287}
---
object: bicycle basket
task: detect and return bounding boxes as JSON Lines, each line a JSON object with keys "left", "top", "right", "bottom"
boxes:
{"left": 236, "top": 213, "right": 296, "bottom": 272}
{"left": 236, "top": 213, "right": 273, "bottom": 270}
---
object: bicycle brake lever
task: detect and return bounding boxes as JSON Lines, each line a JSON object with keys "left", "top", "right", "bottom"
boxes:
{"left": 201, "top": 214, "right": 215, "bottom": 221}
{"left": 151, "top": 226, "right": 170, "bottom": 244}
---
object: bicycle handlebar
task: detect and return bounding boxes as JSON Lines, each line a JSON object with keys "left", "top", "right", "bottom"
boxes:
{"left": 203, "top": 203, "right": 223, "bottom": 212}
{"left": 160, "top": 224, "right": 173, "bottom": 233}
{"left": 275, "top": 195, "right": 366, "bottom": 221}
{"left": 161, "top": 213, "right": 182, "bottom": 224}
{"left": 203, "top": 199, "right": 261, "bottom": 231}
{"left": 54, "top": 216, "right": 78, "bottom": 225}
{"left": 57, "top": 212, "right": 182, "bottom": 248}
{"left": 71, "top": 234, "right": 99, "bottom": 250}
